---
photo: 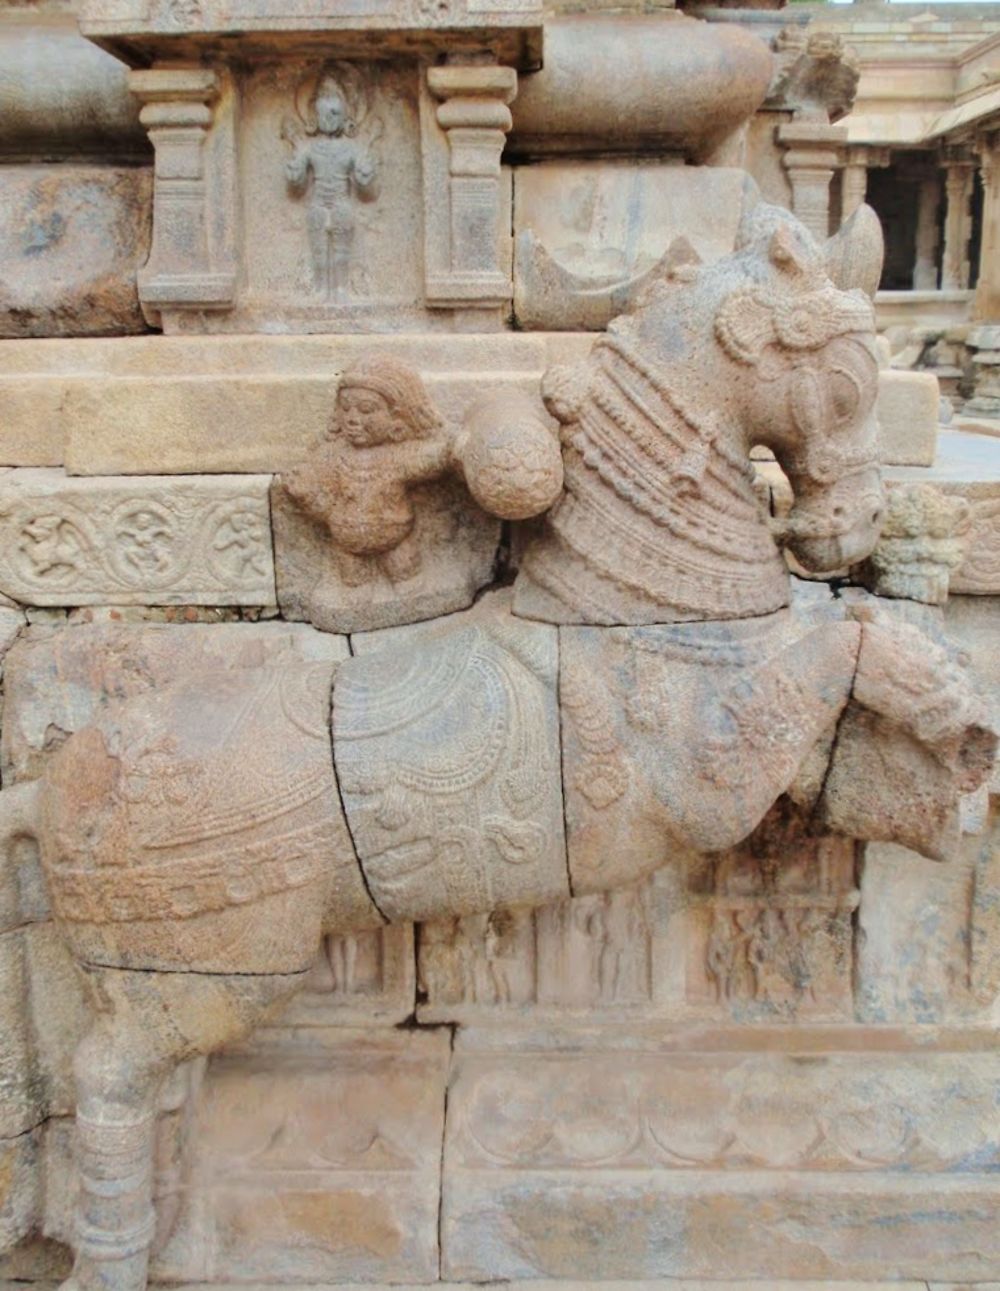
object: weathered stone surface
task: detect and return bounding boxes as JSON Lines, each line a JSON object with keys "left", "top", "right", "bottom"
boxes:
{"left": 946, "top": 594, "right": 1000, "bottom": 792}
{"left": 0, "top": 923, "right": 86, "bottom": 1139}
{"left": 509, "top": 13, "right": 773, "bottom": 161}
{"left": 0, "top": 20, "right": 144, "bottom": 158}
{"left": 559, "top": 611, "right": 860, "bottom": 890}
{"left": 1, "top": 620, "right": 347, "bottom": 785}
{"left": 513, "top": 164, "right": 755, "bottom": 330}
{"left": 674, "top": 824, "right": 859, "bottom": 1023}
{"left": 857, "top": 828, "right": 998, "bottom": 1025}
{"left": 766, "top": 27, "right": 859, "bottom": 123}
{"left": 151, "top": 1029, "right": 449, "bottom": 1286}
{"left": 445, "top": 1045, "right": 998, "bottom": 1176}
{"left": 0, "top": 470, "right": 275, "bottom": 607}
{"left": 0, "top": 1127, "right": 43, "bottom": 1257}
{"left": 443, "top": 1179, "right": 1000, "bottom": 1282}
{"left": 0, "top": 928, "right": 39, "bottom": 1139}
{"left": 5, "top": 185, "right": 999, "bottom": 1291}
{"left": 0, "top": 603, "right": 24, "bottom": 657}
{"left": 441, "top": 1059, "right": 1000, "bottom": 1285}
{"left": 36, "top": 660, "right": 376, "bottom": 974}
{"left": 876, "top": 368, "right": 940, "bottom": 466}
{"left": 422, "top": 65, "right": 517, "bottom": 318}
{"left": 419, "top": 881, "right": 656, "bottom": 1023}
{"left": 818, "top": 610, "right": 995, "bottom": 861}
{"left": 79, "top": 0, "right": 543, "bottom": 67}
{"left": 0, "top": 335, "right": 556, "bottom": 474}
{"left": 33, "top": 1054, "right": 212, "bottom": 1258}
{"left": 930, "top": 1285, "right": 1000, "bottom": 1291}
{"left": 0, "top": 167, "right": 151, "bottom": 339}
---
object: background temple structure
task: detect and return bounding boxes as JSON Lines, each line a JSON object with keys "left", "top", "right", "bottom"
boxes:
{"left": 747, "top": 0, "right": 1000, "bottom": 417}
{"left": 0, "top": 0, "right": 999, "bottom": 1288}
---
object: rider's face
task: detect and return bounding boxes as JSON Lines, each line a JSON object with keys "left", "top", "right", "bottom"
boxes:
{"left": 316, "top": 87, "right": 346, "bottom": 135}
{"left": 337, "top": 385, "right": 396, "bottom": 446}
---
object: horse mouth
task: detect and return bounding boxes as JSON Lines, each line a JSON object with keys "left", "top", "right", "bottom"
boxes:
{"left": 786, "top": 527, "right": 879, "bottom": 572}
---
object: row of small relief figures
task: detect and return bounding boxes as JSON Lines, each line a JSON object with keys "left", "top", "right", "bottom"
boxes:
{"left": 310, "top": 887, "right": 856, "bottom": 1014}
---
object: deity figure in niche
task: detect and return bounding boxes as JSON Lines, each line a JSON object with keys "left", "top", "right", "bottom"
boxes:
{"left": 283, "top": 64, "right": 379, "bottom": 301}
{"left": 282, "top": 355, "right": 451, "bottom": 586}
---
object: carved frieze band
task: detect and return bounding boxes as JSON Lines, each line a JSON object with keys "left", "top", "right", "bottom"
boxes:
{"left": 0, "top": 469, "right": 275, "bottom": 606}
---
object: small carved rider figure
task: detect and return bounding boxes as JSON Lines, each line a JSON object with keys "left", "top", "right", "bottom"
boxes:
{"left": 284, "top": 69, "right": 378, "bottom": 301}
{"left": 282, "top": 356, "right": 452, "bottom": 587}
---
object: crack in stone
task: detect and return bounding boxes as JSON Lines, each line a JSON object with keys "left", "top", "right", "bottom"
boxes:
{"left": 0, "top": 1117, "right": 48, "bottom": 1146}
{"left": 555, "top": 625, "right": 575, "bottom": 900}
{"left": 809, "top": 620, "right": 863, "bottom": 833}
{"left": 327, "top": 656, "right": 389, "bottom": 926}
{"left": 436, "top": 1021, "right": 456, "bottom": 1281}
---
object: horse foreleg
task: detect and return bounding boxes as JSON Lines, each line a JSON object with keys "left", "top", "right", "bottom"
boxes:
{"left": 664, "top": 619, "right": 862, "bottom": 853}
{"left": 851, "top": 616, "right": 996, "bottom": 786}
{"left": 812, "top": 616, "right": 996, "bottom": 859}
{"left": 62, "top": 966, "right": 305, "bottom": 1291}
{"left": 65, "top": 1008, "right": 165, "bottom": 1291}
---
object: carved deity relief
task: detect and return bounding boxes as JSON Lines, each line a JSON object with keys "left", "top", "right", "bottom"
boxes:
{"left": 285, "top": 924, "right": 416, "bottom": 1025}
{"left": 687, "top": 801, "right": 859, "bottom": 1020}
{"left": 282, "top": 63, "right": 380, "bottom": 302}
{"left": 418, "top": 880, "right": 653, "bottom": 1019}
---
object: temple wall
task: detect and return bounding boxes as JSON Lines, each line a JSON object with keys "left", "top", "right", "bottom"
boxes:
{"left": 0, "top": 1, "right": 998, "bottom": 1288}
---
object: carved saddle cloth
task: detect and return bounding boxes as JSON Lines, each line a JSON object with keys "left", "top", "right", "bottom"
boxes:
{"left": 42, "top": 663, "right": 342, "bottom": 927}
{"left": 333, "top": 620, "right": 568, "bottom": 923}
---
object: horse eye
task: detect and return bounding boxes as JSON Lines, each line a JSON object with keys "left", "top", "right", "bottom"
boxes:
{"left": 829, "top": 372, "right": 859, "bottom": 424}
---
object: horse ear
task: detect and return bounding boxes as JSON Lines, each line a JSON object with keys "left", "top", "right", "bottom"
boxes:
{"left": 824, "top": 204, "right": 884, "bottom": 300}
{"left": 768, "top": 223, "right": 813, "bottom": 277}
{"left": 662, "top": 235, "right": 703, "bottom": 278}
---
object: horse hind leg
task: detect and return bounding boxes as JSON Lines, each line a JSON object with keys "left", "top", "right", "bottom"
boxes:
{"left": 62, "top": 965, "right": 304, "bottom": 1291}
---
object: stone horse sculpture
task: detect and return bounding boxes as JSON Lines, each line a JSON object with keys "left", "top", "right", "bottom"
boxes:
{"left": 1, "top": 203, "right": 993, "bottom": 1291}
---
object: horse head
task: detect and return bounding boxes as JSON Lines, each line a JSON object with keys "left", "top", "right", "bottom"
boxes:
{"left": 714, "top": 202, "right": 888, "bottom": 572}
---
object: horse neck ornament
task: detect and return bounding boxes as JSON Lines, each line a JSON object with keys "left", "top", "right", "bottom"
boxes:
{"left": 516, "top": 202, "right": 887, "bottom": 625}
{"left": 5, "top": 202, "right": 995, "bottom": 1291}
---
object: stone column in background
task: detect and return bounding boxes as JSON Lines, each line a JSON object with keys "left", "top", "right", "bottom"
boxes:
{"left": 974, "top": 133, "right": 1000, "bottom": 320}
{"left": 941, "top": 151, "right": 976, "bottom": 290}
{"left": 913, "top": 172, "right": 942, "bottom": 290}
{"left": 777, "top": 121, "right": 847, "bottom": 241}
{"left": 129, "top": 67, "right": 236, "bottom": 326}
{"left": 841, "top": 146, "right": 869, "bottom": 221}
{"left": 424, "top": 63, "right": 517, "bottom": 320}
